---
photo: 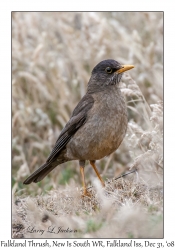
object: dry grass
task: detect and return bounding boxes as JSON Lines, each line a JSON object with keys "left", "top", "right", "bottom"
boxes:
{"left": 12, "top": 12, "right": 163, "bottom": 238}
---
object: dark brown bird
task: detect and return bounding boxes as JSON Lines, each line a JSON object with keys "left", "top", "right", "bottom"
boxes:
{"left": 23, "top": 59, "right": 134, "bottom": 196}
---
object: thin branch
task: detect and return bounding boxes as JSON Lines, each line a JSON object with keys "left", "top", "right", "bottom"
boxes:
{"left": 114, "top": 169, "right": 138, "bottom": 181}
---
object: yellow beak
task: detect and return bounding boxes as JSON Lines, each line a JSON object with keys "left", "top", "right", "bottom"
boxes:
{"left": 117, "top": 65, "right": 134, "bottom": 74}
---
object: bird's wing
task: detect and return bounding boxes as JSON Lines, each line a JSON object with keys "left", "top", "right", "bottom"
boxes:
{"left": 46, "top": 94, "right": 94, "bottom": 163}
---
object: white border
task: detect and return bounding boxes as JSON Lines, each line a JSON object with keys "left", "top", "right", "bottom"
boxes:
{"left": 1, "top": 0, "right": 175, "bottom": 244}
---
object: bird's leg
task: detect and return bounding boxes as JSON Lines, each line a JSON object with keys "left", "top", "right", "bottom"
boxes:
{"left": 79, "top": 160, "right": 90, "bottom": 197}
{"left": 90, "top": 160, "right": 105, "bottom": 187}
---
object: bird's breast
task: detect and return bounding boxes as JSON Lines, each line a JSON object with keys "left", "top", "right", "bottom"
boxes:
{"left": 66, "top": 88, "right": 127, "bottom": 160}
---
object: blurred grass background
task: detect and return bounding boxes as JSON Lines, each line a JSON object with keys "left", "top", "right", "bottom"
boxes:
{"left": 12, "top": 12, "right": 163, "bottom": 238}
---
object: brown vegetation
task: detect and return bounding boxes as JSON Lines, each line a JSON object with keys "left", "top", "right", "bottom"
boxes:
{"left": 12, "top": 12, "right": 163, "bottom": 238}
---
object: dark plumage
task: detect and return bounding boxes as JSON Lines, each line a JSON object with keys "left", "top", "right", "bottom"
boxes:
{"left": 23, "top": 59, "right": 134, "bottom": 196}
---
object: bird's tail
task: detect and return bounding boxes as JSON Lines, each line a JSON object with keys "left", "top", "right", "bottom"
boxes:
{"left": 23, "top": 160, "right": 64, "bottom": 184}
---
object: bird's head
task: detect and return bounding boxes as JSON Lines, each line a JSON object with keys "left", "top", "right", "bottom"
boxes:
{"left": 87, "top": 59, "right": 134, "bottom": 93}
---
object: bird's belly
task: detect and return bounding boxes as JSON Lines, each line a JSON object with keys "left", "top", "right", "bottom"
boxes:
{"left": 66, "top": 91, "right": 127, "bottom": 160}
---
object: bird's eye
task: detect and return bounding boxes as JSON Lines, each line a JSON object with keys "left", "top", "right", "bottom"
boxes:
{"left": 105, "top": 67, "right": 112, "bottom": 74}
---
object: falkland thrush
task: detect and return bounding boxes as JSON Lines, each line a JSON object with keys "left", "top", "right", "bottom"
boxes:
{"left": 23, "top": 59, "right": 134, "bottom": 196}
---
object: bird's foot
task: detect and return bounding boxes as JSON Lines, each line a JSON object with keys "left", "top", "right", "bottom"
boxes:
{"left": 81, "top": 189, "right": 92, "bottom": 198}
{"left": 80, "top": 186, "right": 93, "bottom": 198}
